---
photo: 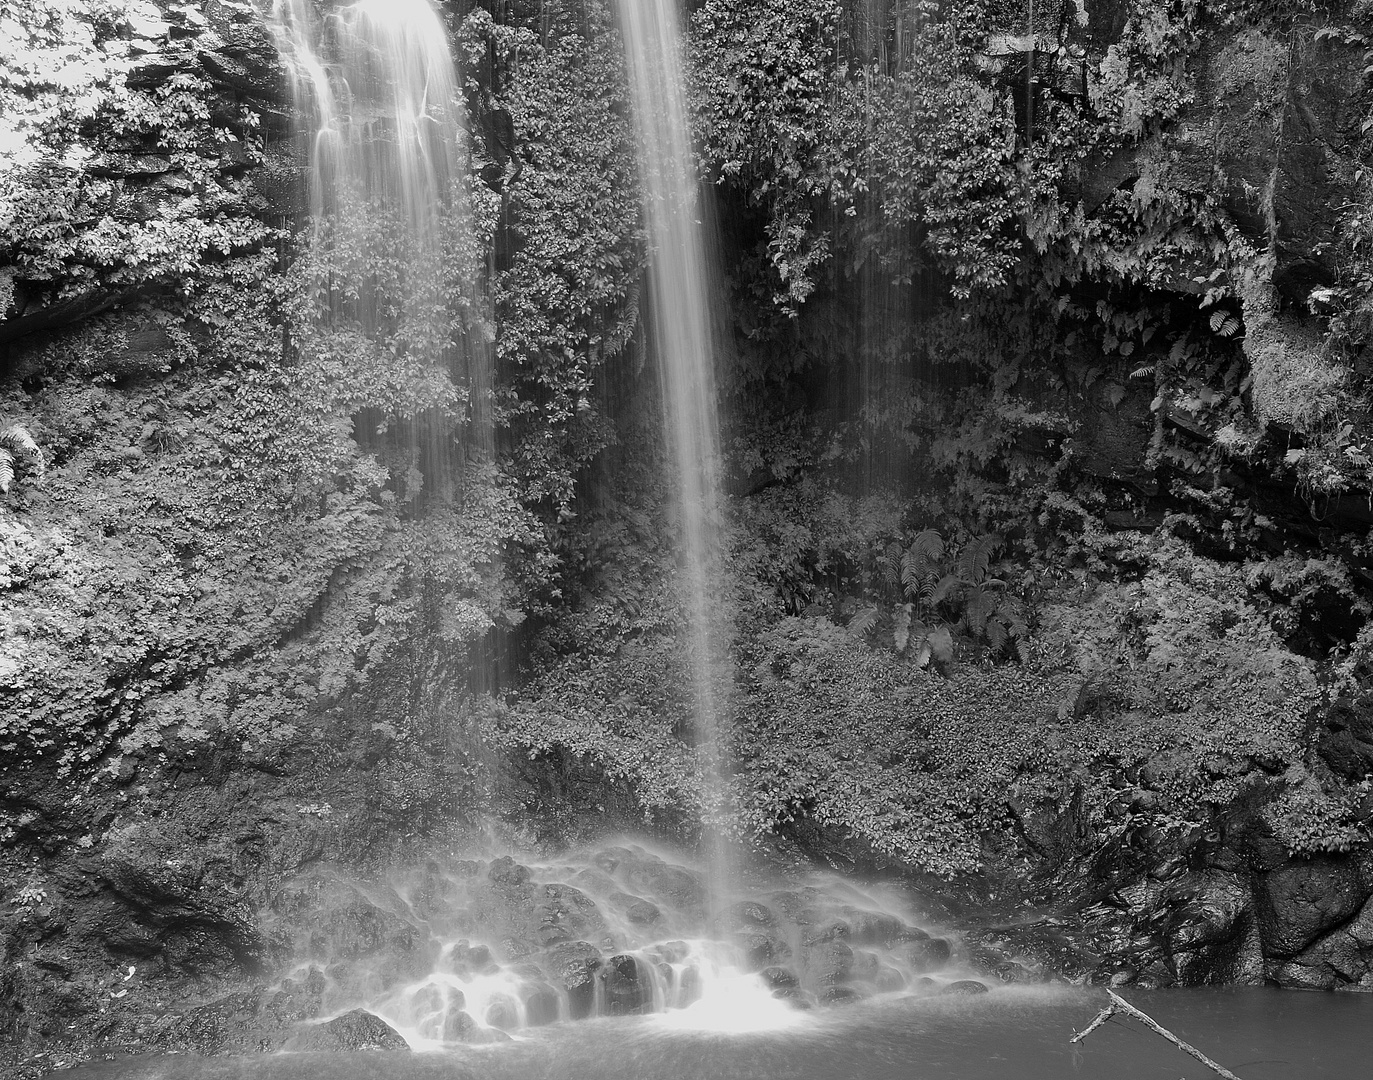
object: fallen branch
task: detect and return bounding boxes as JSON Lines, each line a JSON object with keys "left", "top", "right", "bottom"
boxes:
{"left": 1070, "top": 988, "right": 1246, "bottom": 1080}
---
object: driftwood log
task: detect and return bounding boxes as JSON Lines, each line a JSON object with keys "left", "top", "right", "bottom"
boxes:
{"left": 1070, "top": 988, "right": 1246, "bottom": 1080}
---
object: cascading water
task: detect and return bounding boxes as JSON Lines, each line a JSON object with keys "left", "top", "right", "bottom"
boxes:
{"left": 614, "top": 0, "right": 732, "bottom": 907}
{"left": 269, "top": 844, "right": 979, "bottom": 1047}
{"left": 268, "top": 0, "right": 491, "bottom": 483}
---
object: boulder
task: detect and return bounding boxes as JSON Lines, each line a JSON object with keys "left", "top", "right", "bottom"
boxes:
{"left": 284, "top": 1009, "right": 408, "bottom": 1052}
{"left": 600, "top": 954, "right": 652, "bottom": 1015}
{"left": 1256, "top": 858, "right": 1366, "bottom": 958}
{"left": 542, "top": 940, "right": 602, "bottom": 1019}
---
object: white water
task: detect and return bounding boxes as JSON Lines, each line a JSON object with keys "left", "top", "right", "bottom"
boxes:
{"left": 615, "top": 0, "right": 732, "bottom": 884}
{"left": 273, "top": 845, "right": 970, "bottom": 1045}
{"left": 267, "top": 0, "right": 488, "bottom": 424}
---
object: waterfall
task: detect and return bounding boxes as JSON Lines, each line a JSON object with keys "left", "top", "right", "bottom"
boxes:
{"left": 267, "top": 0, "right": 490, "bottom": 473}
{"left": 615, "top": 0, "right": 733, "bottom": 901}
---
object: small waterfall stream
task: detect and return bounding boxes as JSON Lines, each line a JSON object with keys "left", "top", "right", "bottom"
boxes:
{"left": 615, "top": 0, "right": 733, "bottom": 909}
{"left": 268, "top": 0, "right": 491, "bottom": 484}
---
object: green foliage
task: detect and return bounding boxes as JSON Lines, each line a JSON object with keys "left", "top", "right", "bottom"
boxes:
{"left": 461, "top": 3, "right": 644, "bottom": 518}
{"left": 0, "top": 0, "right": 274, "bottom": 313}
{"left": 0, "top": 424, "right": 44, "bottom": 494}
{"left": 1262, "top": 765, "right": 1369, "bottom": 855}
{"left": 860, "top": 528, "right": 1028, "bottom": 665}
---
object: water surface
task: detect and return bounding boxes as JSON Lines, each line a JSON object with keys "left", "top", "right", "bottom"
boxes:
{"left": 69, "top": 987, "right": 1373, "bottom": 1080}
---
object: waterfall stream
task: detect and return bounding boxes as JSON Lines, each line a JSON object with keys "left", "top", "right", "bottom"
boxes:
{"left": 615, "top": 0, "right": 733, "bottom": 909}
{"left": 267, "top": 0, "right": 490, "bottom": 484}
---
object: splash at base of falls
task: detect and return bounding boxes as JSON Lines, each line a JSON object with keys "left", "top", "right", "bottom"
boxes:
{"left": 268, "top": 843, "right": 988, "bottom": 1047}
{"left": 648, "top": 962, "right": 806, "bottom": 1034}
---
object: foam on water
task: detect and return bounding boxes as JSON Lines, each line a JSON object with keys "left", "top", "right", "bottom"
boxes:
{"left": 267, "top": 844, "right": 983, "bottom": 1046}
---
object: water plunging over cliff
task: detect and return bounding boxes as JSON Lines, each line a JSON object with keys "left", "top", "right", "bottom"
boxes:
{"left": 615, "top": 0, "right": 733, "bottom": 899}
{"left": 268, "top": 0, "right": 490, "bottom": 467}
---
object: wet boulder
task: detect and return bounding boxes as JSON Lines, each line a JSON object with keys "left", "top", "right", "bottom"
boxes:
{"left": 521, "top": 982, "right": 563, "bottom": 1026}
{"left": 609, "top": 891, "right": 662, "bottom": 927}
{"left": 600, "top": 954, "right": 652, "bottom": 1015}
{"left": 443, "top": 1010, "right": 512, "bottom": 1044}
{"left": 941, "top": 980, "right": 989, "bottom": 996}
{"left": 487, "top": 856, "right": 532, "bottom": 887}
{"left": 802, "top": 939, "right": 853, "bottom": 987}
{"left": 284, "top": 1009, "right": 408, "bottom": 1052}
{"left": 840, "top": 907, "right": 908, "bottom": 947}
{"left": 760, "top": 966, "right": 798, "bottom": 990}
{"left": 735, "top": 929, "right": 788, "bottom": 970}
{"left": 903, "top": 936, "right": 953, "bottom": 973}
{"left": 1256, "top": 857, "right": 1365, "bottom": 958}
{"left": 543, "top": 940, "right": 602, "bottom": 1019}
{"left": 728, "top": 900, "right": 776, "bottom": 928}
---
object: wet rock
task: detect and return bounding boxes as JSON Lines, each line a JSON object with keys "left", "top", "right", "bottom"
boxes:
{"left": 609, "top": 892, "right": 662, "bottom": 926}
{"left": 760, "top": 965, "right": 798, "bottom": 990}
{"left": 443, "top": 1010, "right": 512, "bottom": 1044}
{"left": 1272, "top": 894, "right": 1373, "bottom": 989}
{"left": 521, "top": 983, "right": 562, "bottom": 1026}
{"left": 841, "top": 907, "right": 908, "bottom": 947}
{"left": 543, "top": 940, "right": 602, "bottom": 1019}
{"left": 1256, "top": 857, "right": 1365, "bottom": 958}
{"left": 736, "top": 929, "right": 787, "bottom": 969}
{"left": 941, "top": 980, "right": 989, "bottom": 996}
{"left": 448, "top": 942, "right": 500, "bottom": 977}
{"left": 533, "top": 883, "right": 605, "bottom": 946}
{"left": 622, "top": 858, "right": 706, "bottom": 913}
{"left": 650, "top": 940, "right": 691, "bottom": 964}
{"left": 485, "top": 999, "right": 519, "bottom": 1030}
{"left": 803, "top": 939, "right": 853, "bottom": 986}
{"left": 874, "top": 965, "right": 906, "bottom": 992}
{"left": 600, "top": 954, "right": 652, "bottom": 1015}
{"left": 820, "top": 985, "right": 864, "bottom": 1005}
{"left": 728, "top": 900, "right": 776, "bottom": 928}
{"left": 488, "top": 857, "right": 532, "bottom": 887}
{"left": 285, "top": 1009, "right": 408, "bottom": 1052}
{"left": 903, "top": 936, "right": 953, "bottom": 973}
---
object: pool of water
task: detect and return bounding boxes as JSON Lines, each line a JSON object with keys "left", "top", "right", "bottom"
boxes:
{"left": 67, "top": 987, "right": 1373, "bottom": 1080}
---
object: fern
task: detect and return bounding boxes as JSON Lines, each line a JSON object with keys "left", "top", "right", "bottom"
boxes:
{"left": 956, "top": 533, "right": 1001, "bottom": 585}
{"left": 1209, "top": 309, "right": 1241, "bottom": 337}
{"left": 0, "top": 424, "right": 43, "bottom": 494}
{"left": 893, "top": 603, "right": 912, "bottom": 654}
{"left": 848, "top": 605, "right": 880, "bottom": 638}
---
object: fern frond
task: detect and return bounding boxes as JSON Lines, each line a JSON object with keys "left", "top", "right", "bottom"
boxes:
{"left": 881, "top": 541, "right": 902, "bottom": 587}
{"left": 958, "top": 533, "right": 1000, "bottom": 584}
{"left": 1208, "top": 310, "right": 1241, "bottom": 337}
{"left": 965, "top": 587, "right": 996, "bottom": 630}
{"left": 848, "top": 605, "right": 880, "bottom": 637}
{"left": 931, "top": 572, "right": 960, "bottom": 605}
{"left": 986, "top": 617, "right": 1008, "bottom": 654}
{"left": 998, "top": 595, "right": 1028, "bottom": 638}
{"left": 910, "top": 528, "right": 944, "bottom": 562}
{"left": 0, "top": 424, "right": 44, "bottom": 489}
{"left": 900, "top": 546, "right": 921, "bottom": 598}
{"left": 893, "top": 603, "right": 912, "bottom": 654}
